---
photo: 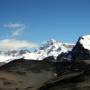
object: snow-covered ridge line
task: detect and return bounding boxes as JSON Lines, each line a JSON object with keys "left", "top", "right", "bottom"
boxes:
{"left": 1, "top": 34, "right": 90, "bottom": 63}
{"left": 0, "top": 39, "right": 74, "bottom": 63}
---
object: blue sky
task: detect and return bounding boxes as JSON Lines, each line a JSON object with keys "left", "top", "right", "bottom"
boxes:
{"left": 0, "top": 0, "right": 90, "bottom": 45}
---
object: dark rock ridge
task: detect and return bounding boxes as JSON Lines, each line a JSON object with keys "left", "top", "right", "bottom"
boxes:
{"left": 70, "top": 37, "right": 90, "bottom": 60}
{"left": 43, "top": 56, "right": 55, "bottom": 62}
{"left": 55, "top": 36, "right": 90, "bottom": 61}
{"left": 0, "top": 58, "right": 54, "bottom": 73}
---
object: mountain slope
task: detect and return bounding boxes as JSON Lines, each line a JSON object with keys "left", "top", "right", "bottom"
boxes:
{"left": 0, "top": 59, "right": 56, "bottom": 90}
{"left": 0, "top": 58, "right": 90, "bottom": 90}
{"left": 70, "top": 35, "right": 90, "bottom": 60}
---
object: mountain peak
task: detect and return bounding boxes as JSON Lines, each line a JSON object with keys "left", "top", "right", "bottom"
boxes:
{"left": 33, "top": 39, "right": 74, "bottom": 60}
{"left": 47, "top": 39, "right": 57, "bottom": 42}
{"left": 79, "top": 35, "right": 90, "bottom": 50}
{"left": 42, "top": 39, "right": 59, "bottom": 47}
{"left": 69, "top": 35, "right": 90, "bottom": 60}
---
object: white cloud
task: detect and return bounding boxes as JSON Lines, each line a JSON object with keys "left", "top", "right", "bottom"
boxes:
{"left": 3, "top": 23, "right": 26, "bottom": 37}
{"left": 4, "top": 23, "right": 25, "bottom": 29}
{"left": 11, "top": 29, "right": 23, "bottom": 37}
{"left": 0, "top": 39, "right": 38, "bottom": 50}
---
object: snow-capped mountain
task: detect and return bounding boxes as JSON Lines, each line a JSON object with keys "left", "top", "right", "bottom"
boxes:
{"left": 0, "top": 50, "right": 29, "bottom": 63}
{"left": 70, "top": 35, "right": 90, "bottom": 60}
{"left": 23, "top": 39, "right": 74, "bottom": 60}
{"left": 1, "top": 34, "right": 90, "bottom": 63}
{"left": 0, "top": 49, "right": 30, "bottom": 56}
{"left": 0, "top": 39, "right": 74, "bottom": 63}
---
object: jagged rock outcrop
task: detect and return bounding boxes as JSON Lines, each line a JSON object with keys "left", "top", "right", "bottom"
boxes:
{"left": 70, "top": 35, "right": 90, "bottom": 60}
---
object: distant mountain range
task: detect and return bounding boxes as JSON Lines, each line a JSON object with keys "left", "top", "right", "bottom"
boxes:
{"left": 0, "top": 35, "right": 90, "bottom": 63}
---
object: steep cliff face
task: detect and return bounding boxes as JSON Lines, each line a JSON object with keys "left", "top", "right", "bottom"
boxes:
{"left": 70, "top": 35, "right": 90, "bottom": 60}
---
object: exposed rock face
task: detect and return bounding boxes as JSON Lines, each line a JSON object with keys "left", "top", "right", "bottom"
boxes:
{"left": 70, "top": 36, "right": 90, "bottom": 60}
{"left": 43, "top": 56, "right": 55, "bottom": 62}
{"left": 56, "top": 52, "right": 68, "bottom": 62}
{"left": 41, "top": 35, "right": 90, "bottom": 62}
